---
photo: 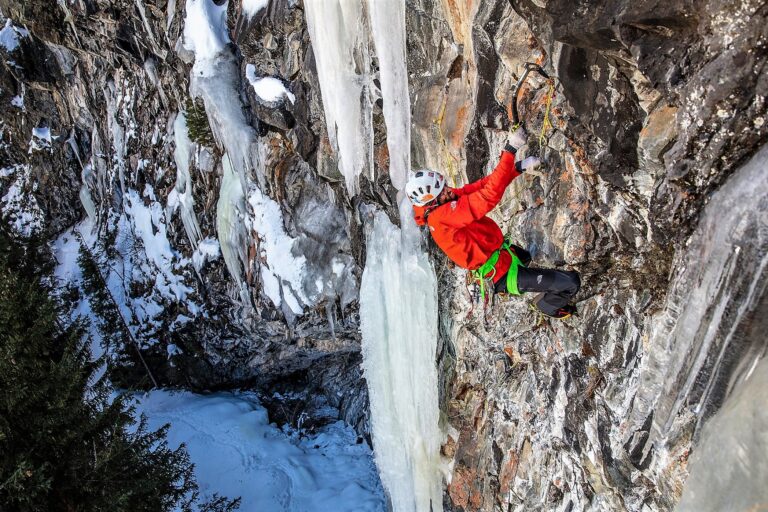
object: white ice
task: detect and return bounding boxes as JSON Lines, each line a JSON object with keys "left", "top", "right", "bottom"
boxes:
{"left": 304, "top": 0, "right": 373, "bottom": 196}
{"left": 216, "top": 154, "right": 249, "bottom": 288}
{"left": 131, "top": 390, "right": 386, "bottom": 512}
{"left": 366, "top": 0, "right": 410, "bottom": 190}
{"left": 306, "top": 0, "right": 443, "bottom": 507}
{"left": 167, "top": 112, "right": 203, "bottom": 248}
{"left": 626, "top": 143, "right": 768, "bottom": 441}
{"left": 182, "top": 0, "right": 229, "bottom": 66}
{"left": 183, "top": 0, "right": 265, "bottom": 188}
{"left": 360, "top": 202, "right": 443, "bottom": 512}
{"left": 676, "top": 357, "right": 768, "bottom": 512}
{"left": 246, "top": 64, "right": 296, "bottom": 104}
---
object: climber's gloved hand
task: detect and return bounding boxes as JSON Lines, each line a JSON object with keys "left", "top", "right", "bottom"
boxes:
{"left": 515, "top": 156, "right": 541, "bottom": 172}
{"left": 505, "top": 126, "right": 528, "bottom": 154}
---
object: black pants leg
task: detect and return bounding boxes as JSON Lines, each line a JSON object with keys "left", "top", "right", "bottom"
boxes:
{"left": 509, "top": 244, "right": 532, "bottom": 266}
{"left": 516, "top": 267, "right": 580, "bottom": 316}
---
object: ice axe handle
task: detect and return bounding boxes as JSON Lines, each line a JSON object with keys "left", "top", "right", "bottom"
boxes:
{"left": 511, "top": 63, "right": 551, "bottom": 127}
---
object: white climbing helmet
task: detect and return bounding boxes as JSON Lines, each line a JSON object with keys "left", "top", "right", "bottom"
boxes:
{"left": 405, "top": 169, "right": 446, "bottom": 206}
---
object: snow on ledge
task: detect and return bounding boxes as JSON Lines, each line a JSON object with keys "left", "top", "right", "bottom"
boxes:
{"left": 242, "top": 0, "right": 269, "bottom": 19}
{"left": 246, "top": 63, "right": 295, "bottom": 104}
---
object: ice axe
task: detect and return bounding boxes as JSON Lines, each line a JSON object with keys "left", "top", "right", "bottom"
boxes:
{"left": 511, "top": 62, "right": 552, "bottom": 130}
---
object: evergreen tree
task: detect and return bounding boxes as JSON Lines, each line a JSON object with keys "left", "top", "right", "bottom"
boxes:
{"left": 0, "top": 227, "right": 239, "bottom": 512}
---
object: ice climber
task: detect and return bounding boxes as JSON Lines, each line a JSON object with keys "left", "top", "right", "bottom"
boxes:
{"left": 407, "top": 127, "right": 581, "bottom": 319}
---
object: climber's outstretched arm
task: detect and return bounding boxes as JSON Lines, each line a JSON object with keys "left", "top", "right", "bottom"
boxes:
{"left": 438, "top": 151, "right": 520, "bottom": 228}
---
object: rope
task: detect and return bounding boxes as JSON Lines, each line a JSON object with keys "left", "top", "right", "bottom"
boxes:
{"left": 434, "top": 93, "right": 460, "bottom": 187}
{"left": 538, "top": 80, "right": 556, "bottom": 148}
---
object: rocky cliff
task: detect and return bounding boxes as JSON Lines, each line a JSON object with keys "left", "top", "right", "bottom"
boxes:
{"left": 0, "top": 0, "right": 766, "bottom": 510}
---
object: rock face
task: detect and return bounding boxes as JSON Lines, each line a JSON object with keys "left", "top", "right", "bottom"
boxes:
{"left": 427, "top": 1, "right": 768, "bottom": 510}
{"left": 0, "top": 0, "right": 766, "bottom": 510}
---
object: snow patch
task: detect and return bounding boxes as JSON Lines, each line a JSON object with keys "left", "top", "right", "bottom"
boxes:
{"left": 0, "top": 18, "right": 29, "bottom": 53}
{"left": 248, "top": 186, "right": 308, "bottom": 314}
{"left": 29, "top": 126, "right": 56, "bottom": 153}
{"left": 52, "top": 222, "right": 107, "bottom": 381}
{"left": 1, "top": 164, "right": 43, "bottom": 237}
{"left": 192, "top": 236, "right": 221, "bottom": 272}
{"left": 124, "top": 186, "right": 194, "bottom": 303}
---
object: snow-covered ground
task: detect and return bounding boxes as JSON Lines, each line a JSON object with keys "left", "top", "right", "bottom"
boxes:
{"left": 132, "top": 390, "right": 386, "bottom": 512}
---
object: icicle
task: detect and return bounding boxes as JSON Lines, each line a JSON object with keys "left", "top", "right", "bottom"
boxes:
{"left": 168, "top": 112, "right": 203, "bottom": 248}
{"left": 359, "top": 1, "right": 444, "bottom": 509}
{"left": 366, "top": 0, "right": 410, "bottom": 190}
{"left": 304, "top": 0, "right": 373, "bottom": 196}
{"left": 216, "top": 153, "right": 249, "bottom": 290}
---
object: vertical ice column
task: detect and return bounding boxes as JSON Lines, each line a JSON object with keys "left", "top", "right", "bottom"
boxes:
{"left": 360, "top": 200, "right": 443, "bottom": 512}
{"left": 304, "top": 0, "right": 373, "bottom": 196}
{"left": 361, "top": 1, "right": 444, "bottom": 510}
{"left": 367, "top": 0, "right": 410, "bottom": 190}
{"left": 216, "top": 154, "right": 249, "bottom": 291}
{"left": 169, "top": 112, "right": 203, "bottom": 248}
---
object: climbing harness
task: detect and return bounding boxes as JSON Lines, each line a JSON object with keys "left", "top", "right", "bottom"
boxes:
{"left": 469, "top": 238, "right": 526, "bottom": 302}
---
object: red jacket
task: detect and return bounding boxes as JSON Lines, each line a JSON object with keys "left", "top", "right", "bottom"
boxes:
{"left": 413, "top": 151, "right": 520, "bottom": 282}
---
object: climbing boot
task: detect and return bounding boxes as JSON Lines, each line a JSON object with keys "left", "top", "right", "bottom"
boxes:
{"left": 547, "top": 304, "right": 577, "bottom": 319}
{"left": 530, "top": 293, "right": 577, "bottom": 319}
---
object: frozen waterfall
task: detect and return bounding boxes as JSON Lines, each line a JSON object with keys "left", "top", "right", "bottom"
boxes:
{"left": 627, "top": 143, "right": 768, "bottom": 440}
{"left": 675, "top": 357, "right": 768, "bottom": 512}
{"left": 360, "top": 201, "right": 443, "bottom": 512}
{"left": 304, "top": 0, "right": 444, "bottom": 509}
